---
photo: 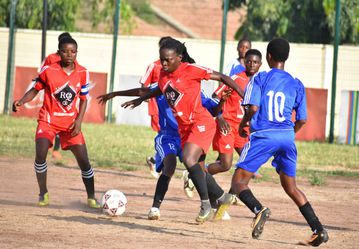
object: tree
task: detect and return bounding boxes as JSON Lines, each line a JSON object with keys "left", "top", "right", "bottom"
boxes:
{"left": 0, "top": 0, "right": 81, "bottom": 31}
{"left": 0, "top": 0, "right": 136, "bottom": 34}
{"left": 229, "top": 0, "right": 358, "bottom": 44}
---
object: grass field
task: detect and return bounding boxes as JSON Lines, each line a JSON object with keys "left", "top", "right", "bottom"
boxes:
{"left": 1, "top": 115, "right": 358, "bottom": 183}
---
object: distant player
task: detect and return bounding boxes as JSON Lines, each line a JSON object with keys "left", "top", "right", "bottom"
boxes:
{"left": 224, "top": 38, "right": 252, "bottom": 77}
{"left": 208, "top": 49, "right": 262, "bottom": 176}
{"left": 12, "top": 37, "right": 100, "bottom": 209}
{"left": 231, "top": 38, "right": 328, "bottom": 246}
{"left": 122, "top": 38, "right": 244, "bottom": 223}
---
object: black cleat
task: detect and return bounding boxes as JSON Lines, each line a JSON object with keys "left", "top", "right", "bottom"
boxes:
{"left": 251, "top": 207, "right": 271, "bottom": 239}
{"left": 306, "top": 229, "right": 329, "bottom": 247}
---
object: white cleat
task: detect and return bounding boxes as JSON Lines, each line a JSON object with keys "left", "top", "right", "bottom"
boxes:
{"left": 146, "top": 156, "right": 159, "bottom": 179}
{"left": 182, "top": 170, "right": 195, "bottom": 198}
{"left": 148, "top": 207, "right": 160, "bottom": 220}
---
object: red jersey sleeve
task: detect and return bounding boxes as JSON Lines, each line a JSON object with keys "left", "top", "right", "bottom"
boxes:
{"left": 140, "top": 62, "right": 157, "bottom": 87}
{"left": 188, "top": 64, "right": 213, "bottom": 81}
{"left": 214, "top": 83, "right": 228, "bottom": 97}
{"left": 34, "top": 66, "right": 49, "bottom": 91}
{"left": 79, "top": 70, "right": 90, "bottom": 100}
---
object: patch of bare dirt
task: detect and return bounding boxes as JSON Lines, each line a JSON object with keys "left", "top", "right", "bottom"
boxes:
{"left": 0, "top": 157, "right": 358, "bottom": 248}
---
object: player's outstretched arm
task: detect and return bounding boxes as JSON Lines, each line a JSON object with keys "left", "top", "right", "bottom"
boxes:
{"left": 121, "top": 87, "right": 162, "bottom": 109}
{"left": 97, "top": 88, "right": 151, "bottom": 105}
{"left": 210, "top": 71, "right": 244, "bottom": 98}
{"left": 12, "top": 87, "right": 39, "bottom": 112}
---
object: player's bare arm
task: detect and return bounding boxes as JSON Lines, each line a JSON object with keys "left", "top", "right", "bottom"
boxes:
{"left": 294, "top": 119, "right": 307, "bottom": 133}
{"left": 239, "top": 105, "right": 258, "bottom": 137}
{"left": 12, "top": 87, "right": 39, "bottom": 112}
{"left": 121, "top": 87, "right": 162, "bottom": 109}
{"left": 97, "top": 87, "right": 152, "bottom": 105}
{"left": 210, "top": 71, "right": 244, "bottom": 98}
{"left": 70, "top": 99, "right": 87, "bottom": 137}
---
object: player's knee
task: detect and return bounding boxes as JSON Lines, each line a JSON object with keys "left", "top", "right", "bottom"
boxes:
{"left": 284, "top": 185, "right": 298, "bottom": 197}
{"left": 182, "top": 157, "right": 197, "bottom": 168}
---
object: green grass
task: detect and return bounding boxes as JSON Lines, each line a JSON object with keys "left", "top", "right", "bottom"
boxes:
{"left": 1, "top": 115, "right": 358, "bottom": 179}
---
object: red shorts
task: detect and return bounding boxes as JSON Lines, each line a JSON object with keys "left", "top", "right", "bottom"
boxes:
{"left": 212, "top": 120, "right": 248, "bottom": 154}
{"left": 179, "top": 117, "right": 216, "bottom": 154}
{"left": 35, "top": 121, "right": 85, "bottom": 150}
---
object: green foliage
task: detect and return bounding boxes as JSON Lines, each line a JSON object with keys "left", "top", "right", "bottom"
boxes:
{"left": 308, "top": 172, "right": 327, "bottom": 186}
{"left": 88, "top": 0, "right": 136, "bottom": 34}
{"left": 0, "top": 0, "right": 81, "bottom": 31}
{"left": 128, "top": 0, "right": 158, "bottom": 24}
{"left": 0, "top": 0, "right": 136, "bottom": 34}
{"left": 1, "top": 115, "right": 358, "bottom": 177}
{"left": 323, "top": 0, "right": 359, "bottom": 43}
{"left": 230, "top": 0, "right": 358, "bottom": 44}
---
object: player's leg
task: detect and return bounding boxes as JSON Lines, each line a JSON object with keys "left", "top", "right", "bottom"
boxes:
{"left": 149, "top": 154, "right": 176, "bottom": 220}
{"left": 51, "top": 134, "right": 62, "bottom": 160}
{"left": 35, "top": 138, "right": 51, "bottom": 206}
{"left": 232, "top": 167, "right": 270, "bottom": 238}
{"left": 182, "top": 142, "right": 213, "bottom": 223}
{"left": 207, "top": 153, "right": 233, "bottom": 175}
{"left": 68, "top": 142, "right": 100, "bottom": 208}
{"left": 280, "top": 172, "right": 328, "bottom": 246}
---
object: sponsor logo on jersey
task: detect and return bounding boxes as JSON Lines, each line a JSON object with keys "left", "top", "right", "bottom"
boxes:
{"left": 54, "top": 82, "right": 76, "bottom": 108}
{"left": 197, "top": 125, "right": 206, "bottom": 132}
{"left": 164, "top": 84, "right": 183, "bottom": 107}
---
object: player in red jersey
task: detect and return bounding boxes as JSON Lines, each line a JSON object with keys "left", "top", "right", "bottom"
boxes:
{"left": 122, "top": 38, "right": 245, "bottom": 223}
{"left": 208, "top": 49, "right": 262, "bottom": 175}
{"left": 12, "top": 36, "right": 100, "bottom": 209}
{"left": 39, "top": 32, "right": 76, "bottom": 160}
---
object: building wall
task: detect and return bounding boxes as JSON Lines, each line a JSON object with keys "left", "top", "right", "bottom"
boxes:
{"left": 1, "top": 28, "right": 358, "bottom": 136}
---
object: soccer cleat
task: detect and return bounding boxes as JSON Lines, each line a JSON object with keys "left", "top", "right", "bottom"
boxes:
{"left": 251, "top": 207, "right": 271, "bottom": 239}
{"left": 182, "top": 170, "right": 195, "bottom": 198}
{"left": 196, "top": 206, "right": 213, "bottom": 224}
{"left": 146, "top": 156, "right": 159, "bottom": 179}
{"left": 304, "top": 229, "right": 329, "bottom": 247}
{"left": 231, "top": 195, "right": 245, "bottom": 207}
{"left": 222, "top": 211, "right": 231, "bottom": 220}
{"left": 38, "top": 192, "right": 49, "bottom": 206}
{"left": 148, "top": 207, "right": 160, "bottom": 220}
{"left": 213, "top": 193, "right": 235, "bottom": 221}
{"left": 87, "top": 198, "right": 101, "bottom": 209}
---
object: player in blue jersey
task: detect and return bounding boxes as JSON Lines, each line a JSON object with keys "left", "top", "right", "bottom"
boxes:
{"left": 224, "top": 38, "right": 251, "bottom": 77}
{"left": 230, "top": 38, "right": 328, "bottom": 246}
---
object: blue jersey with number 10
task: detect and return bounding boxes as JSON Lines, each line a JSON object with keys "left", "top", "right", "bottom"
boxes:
{"left": 243, "top": 68, "right": 307, "bottom": 132}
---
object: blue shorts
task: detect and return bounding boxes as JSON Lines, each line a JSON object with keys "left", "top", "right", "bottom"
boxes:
{"left": 154, "top": 131, "right": 182, "bottom": 172}
{"left": 236, "top": 129, "right": 297, "bottom": 177}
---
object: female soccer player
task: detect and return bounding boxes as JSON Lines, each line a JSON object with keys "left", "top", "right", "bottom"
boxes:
{"left": 122, "top": 38, "right": 245, "bottom": 223}
{"left": 97, "top": 43, "right": 224, "bottom": 221}
{"left": 12, "top": 36, "right": 100, "bottom": 209}
{"left": 231, "top": 38, "right": 328, "bottom": 246}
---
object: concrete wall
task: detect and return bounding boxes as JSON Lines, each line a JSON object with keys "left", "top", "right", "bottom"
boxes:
{"left": 1, "top": 28, "right": 358, "bottom": 136}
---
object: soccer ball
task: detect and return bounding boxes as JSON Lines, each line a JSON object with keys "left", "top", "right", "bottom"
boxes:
{"left": 101, "top": 189, "right": 127, "bottom": 216}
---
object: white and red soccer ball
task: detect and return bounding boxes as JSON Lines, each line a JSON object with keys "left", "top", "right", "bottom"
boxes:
{"left": 101, "top": 189, "right": 127, "bottom": 216}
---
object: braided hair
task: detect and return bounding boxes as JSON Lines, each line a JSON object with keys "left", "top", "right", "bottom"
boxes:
{"left": 160, "top": 38, "right": 196, "bottom": 63}
{"left": 58, "top": 36, "right": 78, "bottom": 50}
